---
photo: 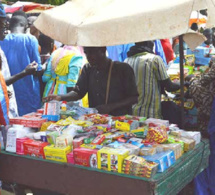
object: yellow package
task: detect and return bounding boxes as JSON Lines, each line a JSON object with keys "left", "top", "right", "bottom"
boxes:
{"left": 115, "top": 121, "right": 139, "bottom": 132}
{"left": 44, "top": 145, "right": 72, "bottom": 163}
{"left": 97, "top": 147, "right": 129, "bottom": 173}
{"left": 56, "top": 135, "right": 73, "bottom": 148}
{"left": 40, "top": 122, "right": 53, "bottom": 131}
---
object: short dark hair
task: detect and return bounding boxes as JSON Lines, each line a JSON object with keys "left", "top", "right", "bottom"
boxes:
{"left": 9, "top": 15, "right": 28, "bottom": 30}
{"left": 39, "top": 33, "right": 54, "bottom": 47}
{"left": 12, "top": 11, "right": 27, "bottom": 19}
{"left": 39, "top": 33, "right": 54, "bottom": 52}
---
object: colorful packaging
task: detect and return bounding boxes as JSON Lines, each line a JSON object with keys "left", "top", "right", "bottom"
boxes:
{"left": 167, "top": 135, "right": 185, "bottom": 152}
{"left": 10, "top": 117, "right": 47, "bottom": 128}
{"left": 73, "top": 147, "right": 98, "bottom": 168}
{"left": 115, "top": 120, "right": 139, "bottom": 131}
{"left": 16, "top": 137, "right": 30, "bottom": 155}
{"left": 178, "top": 130, "right": 201, "bottom": 145}
{"left": 122, "top": 155, "right": 158, "bottom": 178}
{"left": 157, "top": 143, "right": 182, "bottom": 160}
{"left": 118, "top": 143, "right": 140, "bottom": 155}
{"left": 56, "top": 135, "right": 73, "bottom": 148}
{"left": 97, "top": 147, "right": 129, "bottom": 173}
{"left": 44, "top": 145, "right": 72, "bottom": 163}
{"left": 146, "top": 126, "right": 168, "bottom": 144}
{"left": 185, "top": 54, "right": 195, "bottom": 66}
{"left": 40, "top": 122, "right": 54, "bottom": 132}
{"left": 23, "top": 140, "right": 49, "bottom": 159}
{"left": 144, "top": 152, "right": 170, "bottom": 173}
{"left": 91, "top": 135, "right": 105, "bottom": 145}
{"left": 139, "top": 147, "right": 157, "bottom": 156}
{"left": 73, "top": 137, "right": 88, "bottom": 149}
{"left": 47, "top": 131, "right": 61, "bottom": 145}
{"left": 67, "top": 152, "right": 75, "bottom": 164}
{"left": 176, "top": 137, "right": 195, "bottom": 152}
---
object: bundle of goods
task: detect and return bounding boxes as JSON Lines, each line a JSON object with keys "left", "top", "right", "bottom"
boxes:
{"left": 2, "top": 106, "right": 202, "bottom": 179}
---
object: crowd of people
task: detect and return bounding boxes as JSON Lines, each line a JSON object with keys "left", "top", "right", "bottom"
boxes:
{"left": 0, "top": 3, "right": 215, "bottom": 195}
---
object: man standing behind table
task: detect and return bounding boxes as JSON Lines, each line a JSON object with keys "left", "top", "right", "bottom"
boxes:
{"left": 0, "top": 11, "right": 42, "bottom": 116}
{"left": 125, "top": 41, "right": 180, "bottom": 119}
{"left": 44, "top": 47, "right": 138, "bottom": 116}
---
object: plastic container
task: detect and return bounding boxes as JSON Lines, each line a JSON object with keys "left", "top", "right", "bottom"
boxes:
{"left": 6, "top": 125, "right": 26, "bottom": 153}
{"left": 61, "top": 101, "right": 67, "bottom": 111}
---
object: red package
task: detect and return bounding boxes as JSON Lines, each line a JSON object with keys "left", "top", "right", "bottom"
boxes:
{"left": 91, "top": 135, "right": 105, "bottom": 145}
{"left": 73, "top": 137, "right": 87, "bottom": 149}
{"left": 73, "top": 147, "right": 98, "bottom": 168}
{"left": 23, "top": 140, "right": 49, "bottom": 159}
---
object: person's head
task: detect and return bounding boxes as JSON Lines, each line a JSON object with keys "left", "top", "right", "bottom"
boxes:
{"left": 27, "top": 16, "right": 37, "bottom": 27}
{"left": 12, "top": 11, "right": 27, "bottom": 20}
{"left": 0, "top": 4, "right": 7, "bottom": 41}
{"left": 39, "top": 33, "right": 54, "bottom": 55}
{"left": 191, "top": 23, "right": 198, "bottom": 31}
{"left": 9, "top": 15, "right": 28, "bottom": 33}
{"left": 84, "top": 47, "right": 107, "bottom": 67}
{"left": 135, "top": 41, "right": 154, "bottom": 53}
{"left": 203, "top": 28, "right": 213, "bottom": 45}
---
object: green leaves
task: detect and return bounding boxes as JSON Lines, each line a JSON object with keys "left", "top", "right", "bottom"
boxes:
{"left": 6, "top": 0, "right": 67, "bottom": 5}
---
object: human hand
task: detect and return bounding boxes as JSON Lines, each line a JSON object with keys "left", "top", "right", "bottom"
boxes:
{"left": 43, "top": 95, "right": 61, "bottom": 102}
{"left": 24, "top": 61, "right": 38, "bottom": 75}
{"left": 7, "top": 90, "right": 12, "bottom": 99}
{"left": 96, "top": 104, "right": 112, "bottom": 114}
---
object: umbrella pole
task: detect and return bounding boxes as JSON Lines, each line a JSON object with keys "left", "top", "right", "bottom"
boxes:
{"left": 179, "top": 35, "right": 185, "bottom": 128}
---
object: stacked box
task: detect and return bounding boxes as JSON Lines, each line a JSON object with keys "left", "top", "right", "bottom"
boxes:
{"left": 122, "top": 155, "right": 158, "bottom": 178}
{"left": 144, "top": 151, "right": 176, "bottom": 172}
{"left": 97, "top": 147, "right": 129, "bottom": 173}
{"left": 44, "top": 145, "right": 72, "bottom": 163}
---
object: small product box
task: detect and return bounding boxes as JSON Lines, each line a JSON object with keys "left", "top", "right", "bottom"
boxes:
{"left": 73, "top": 137, "right": 87, "bottom": 149}
{"left": 55, "top": 135, "right": 73, "bottom": 148}
{"left": 122, "top": 155, "right": 158, "bottom": 178}
{"left": 67, "top": 152, "right": 75, "bottom": 164}
{"left": 73, "top": 147, "right": 98, "bottom": 168}
{"left": 16, "top": 137, "right": 30, "bottom": 155}
{"left": 144, "top": 152, "right": 170, "bottom": 173}
{"left": 23, "top": 140, "right": 49, "bottom": 159}
{"left": 44, "top": 145, "right": 71, "bottom": 163}
{"left": 97, "top": 147, "right": 129, "bottom": 173}
{"left": 115, "top": 120, "right": 139, "bottom": 131}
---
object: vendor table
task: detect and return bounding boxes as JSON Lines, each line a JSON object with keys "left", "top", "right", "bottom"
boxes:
{"left": 0, "top": 139, "right": 209, "bottom": 195}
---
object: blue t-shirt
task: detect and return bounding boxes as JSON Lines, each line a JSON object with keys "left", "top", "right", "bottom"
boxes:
{"left": 0, "top": 33, "right": 42, "bottom": 116}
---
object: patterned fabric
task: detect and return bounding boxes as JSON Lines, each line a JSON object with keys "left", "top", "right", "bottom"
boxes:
{"left": 0, "top": 47, "right": 18, "bottom": 118}
{"left": 189, "top": 63, "right": 215, "bottom": 134}
{"left": 125, "top": 52, "right": 169, "bottom": 118}
{"left": 0, "top": 70, "right": 9, "bottom": 125}
{"left": 42, "top": 47, "right": 83, "bottom": 97}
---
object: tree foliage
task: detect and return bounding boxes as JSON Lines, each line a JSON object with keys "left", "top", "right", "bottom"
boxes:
{"left": 6, "top": 0, "right": 67, "bottom": 5}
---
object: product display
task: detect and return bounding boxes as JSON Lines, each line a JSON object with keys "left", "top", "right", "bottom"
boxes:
{"left": 3, "top": 106, "right": 201, "bottom": 179}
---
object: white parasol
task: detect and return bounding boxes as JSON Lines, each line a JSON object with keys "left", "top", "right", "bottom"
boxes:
{"left": 34, "top": 0, "right": 215, "bottom": 46}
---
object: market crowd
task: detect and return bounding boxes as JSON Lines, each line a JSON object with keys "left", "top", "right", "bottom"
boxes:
{"left": 1, "top": 5, "right": 215, "bottom": 195}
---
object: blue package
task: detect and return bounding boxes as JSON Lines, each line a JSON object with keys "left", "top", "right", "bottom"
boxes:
{"left": 166, "top": 151, "right": 176, "bottom": 167}
{"left": 127, "top": 140, "right": 145, "bottom": 149}
{"left": 187, "top": 47, "right": 210, "bottom": 58}
{"left": 144, "top": 152, "right": 170, "bottom": 172}
{"left": 195, "top": 56, "right": 211, "bottom": 65}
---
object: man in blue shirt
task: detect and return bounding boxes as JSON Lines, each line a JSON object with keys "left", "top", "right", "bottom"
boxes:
{"left": 0, "top": 12, "right": 42, "bottom": 116}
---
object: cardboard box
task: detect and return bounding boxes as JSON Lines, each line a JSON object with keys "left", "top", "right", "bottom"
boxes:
{"left": 115, "top": 120, "right": 139, "bottom": 131}
{"left": 73, "top": 147, "right": 98, "bottom": 168}
{"left": 44, "top": 145, "right": 71, "bottom": 163}
{"left": 97, "top": 147, "right": 129, "bottom": 173}
{"left": 23, "top": 140, "right": 48, "bottom": 159}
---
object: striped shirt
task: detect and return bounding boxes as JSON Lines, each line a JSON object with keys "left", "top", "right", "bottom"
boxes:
{"left": 125, "top": 52, "right": 169, "bottom": 118}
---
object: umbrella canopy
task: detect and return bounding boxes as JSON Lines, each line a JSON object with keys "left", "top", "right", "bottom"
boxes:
{"left": 34, "top": 0, "right": 215, "bottom": 46}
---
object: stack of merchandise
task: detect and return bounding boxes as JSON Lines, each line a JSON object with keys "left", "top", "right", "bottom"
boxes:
{"left": 2, "top": 102, "right": 202, "bottom": 179}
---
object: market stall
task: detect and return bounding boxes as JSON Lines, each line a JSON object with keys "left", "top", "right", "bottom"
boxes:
{"left": 1, "top": 0, "right": 215, "bottom": 194}
{"left": 0, "top": 140, "right": 209, "bottom": 195}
